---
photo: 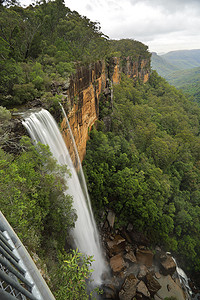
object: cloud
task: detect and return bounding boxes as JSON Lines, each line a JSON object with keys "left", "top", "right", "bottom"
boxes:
{"left": 19, "top": 0, "right": 200, "bottom": 53}
{"left": 129, "top": 0, "right": 200, "bottom": 11}
{"left": 83, "top": 0, "right": 200, "bottom": 52}
{"left": 85, "top": 4, "right": 93, "bottom": 12}
{"left": 55, "top": 0, "right": 200, "bottom": 52}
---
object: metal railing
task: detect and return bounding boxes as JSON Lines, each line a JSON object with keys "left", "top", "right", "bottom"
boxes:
{"left": 0, "top": 212, "right": 55, "bottom": 300}
{"left": 0, "top": 229, "right": 36, "bottom": 299}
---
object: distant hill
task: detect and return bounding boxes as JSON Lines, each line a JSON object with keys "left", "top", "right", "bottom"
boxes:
{"left": 151, "top": 52, "right": 180, "bottom": 77}
{"left": 165, "top": 67, "right": 200, "bottom": 103}
{"left": 162, "top": 49, "right": 200, "bottom": 69}
{"left": 151, "top": 49, "right": 200, "bottom": 103}
{"left": 151, "top": 49, "right": 200, "bottom": 75}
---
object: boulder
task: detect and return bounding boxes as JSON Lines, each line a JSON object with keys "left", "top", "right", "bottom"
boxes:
{"left": 119, "top": 274, "right": 138, "bottom": 300}
{"left": 155, "top": 272, "right": 162, "bottom": 279}
{"left": 122, "top": 230, "right": 133, "bottom": 244}
{"left": 124, "top": 250, "right": 137, "bottom": 263}
{"left": 107, "top": 210, "right": 115, "bottom": 228}
{"left": 107, "top": 235, "right": 126, "bottom": 255}
{"left": 155, "top": 274, "right": 186, "bottom": 300}
{"left": 137, "top": 280, "right": 150, "bottom": 298}
{"left": 154, "top": 295, "right": 163, "bottom": 300}
{"left": 110, "top": 253, "right": 126, "bottom": 273}
{"left": 160, "top": 255, "right": 176, "bottom": 276}
{"left": 136, "top": 249, "right": 154, "bottom": 267}
{"left": 137, "top": 265, "right": 148, "bottom": 280}
{"left": 124, "top": 263, "right": 140, "bottom": 278}
{"left": 103, "top": 285, "right": 116, "bottom": 299}
{"left": 146, "top": 273, "right": 161, "bottom": 295}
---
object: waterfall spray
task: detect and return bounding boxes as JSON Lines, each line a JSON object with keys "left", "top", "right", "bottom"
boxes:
{"left": 22, "top": 108, "right": 105, "bottom": 285}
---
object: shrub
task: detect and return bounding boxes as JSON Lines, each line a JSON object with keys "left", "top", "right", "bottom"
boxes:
{"left": 13, "top": 83, "right": 38, "bottom": 105}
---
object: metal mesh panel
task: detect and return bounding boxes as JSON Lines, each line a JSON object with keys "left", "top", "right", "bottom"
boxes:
{"left": 0, "top": 232, "right": 33, "bottom": 300}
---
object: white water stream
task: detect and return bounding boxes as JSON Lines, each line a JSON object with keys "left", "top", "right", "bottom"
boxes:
{"left": 22, "top": 108, "right": 105, "bottom": 285}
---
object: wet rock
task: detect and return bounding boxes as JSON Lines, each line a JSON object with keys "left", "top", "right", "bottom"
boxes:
{"left": 136, "top": 294, "right": 143, "bottom": 300}
{"left": 154, "top": 295, "right": 163, "bottom": 300}
{"left": 103, "top": 277, "right": 120, "bottom": 290}
{"left": 155, "top": 274, "right": 186, "bottom": 300}
{"left": 107, "top": 211, "right": 115, "bottom": 228}
{"left": 107, "top": 235, "right": 126, "bottom": 256}
{"left": 122, "top": 230, "right": 133, "bottom": 244}
{"left": 119, "top": 274, "right": 138, "bottom": 300}
{"left": 155, "top": 272, "right": 162, "bottom": 279}
{"left": 124, "top": 263, "right": 140, "bottom": 278}
{"left": 155, "top": 246, "right": 161, "bottom": 252}
{"left": 103, "top": 284, "right": 117, "bottom": 299}
{"left": 110, "top": 253, "right": 126, "bottom": 273}
{"left": 124, "top": 250, "right": 137, "bottom": 263}
{"left": 160, "top": 255, "right": 176, "bottom": 276}
{"left": 137, "top": 280, "right": 150, "bottom": 298}
{"left": 146, "top": 273, "right": 161, "bottom": 295}
{"left": 136, "top": 249, "right": 154, "bottom": 267}
{"left": 125, "top": 245, "right": 132, "bottom": 253}
{"left": 167, "top": 283, "right": 172, "bottom": 291}
{"left": 138, "top": 265, "right": 148, "bottom": 280}
{"left": 159, "top": 252, "right": 168, "bottom": 262}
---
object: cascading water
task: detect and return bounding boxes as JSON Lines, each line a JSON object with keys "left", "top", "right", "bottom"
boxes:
{"left": 59, "top": 103, "right": 91, "bottom": 201}
{"left": 172, "top": 257, "right": 192, "bottom": 299}
{"left": 22, "top": 108, "right": 105, "bottom": 285}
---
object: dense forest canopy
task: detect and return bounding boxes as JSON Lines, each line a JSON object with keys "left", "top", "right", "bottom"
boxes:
{"left": 83, "top": 72, "right": 200, "bottom": 276}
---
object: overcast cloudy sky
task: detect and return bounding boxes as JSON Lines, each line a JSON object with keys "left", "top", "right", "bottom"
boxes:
{"left": 21, "top": 0, "right": 200, "bottom": 54}
{"left": 65, "top": 0, "right": 200, "bottom": 54}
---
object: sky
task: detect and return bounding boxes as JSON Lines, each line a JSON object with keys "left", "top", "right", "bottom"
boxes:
{"left": 21, "top": 0, "right": 200, "bottom": 54}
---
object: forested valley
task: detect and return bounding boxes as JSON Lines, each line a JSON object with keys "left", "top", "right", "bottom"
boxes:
{"left": 83, "top": 72, "right": 200, "bottom": 276}
{"left": 1, "top": 0, "right": 200, "bottom": 298}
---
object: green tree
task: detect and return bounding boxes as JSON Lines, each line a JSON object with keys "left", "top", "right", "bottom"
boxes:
{"left": 0, "top": 137, "right": 76, "bottom": 250}
{"left": 55, "top": 249, "right": 101, "bottom": 300}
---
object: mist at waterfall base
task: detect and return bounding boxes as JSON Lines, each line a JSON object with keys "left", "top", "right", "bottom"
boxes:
{"left": 22, "top": 108, "right": 106, "bottom": 285}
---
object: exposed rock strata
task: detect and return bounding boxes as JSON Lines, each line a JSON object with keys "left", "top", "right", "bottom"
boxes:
{"left": 60, "top": 57, "right": 150, "bottom": 162}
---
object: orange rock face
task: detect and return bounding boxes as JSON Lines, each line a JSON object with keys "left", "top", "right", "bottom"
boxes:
{"left": 112, "top": 57, "right": 121, "bottom": 84}
{"left": 61, "top": 61, "right": 107, "bottom": 162}
{"left": 61, "top": 57, "right": 150, "bottom": 162}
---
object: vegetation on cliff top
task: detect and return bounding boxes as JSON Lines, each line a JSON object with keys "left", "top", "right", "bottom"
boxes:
{"left": 0, "top": 0, "right": 150, "bottom": 110}
{"left": 83, "top": 72, "right": 200, "bottom": 276}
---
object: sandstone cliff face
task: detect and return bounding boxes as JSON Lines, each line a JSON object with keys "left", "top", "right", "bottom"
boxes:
{"left": 61, "top": 57, "right": 150, "bottom": 162}
{"left": 61, "top": 61, "right": 107, "bottom": 162}
{"left": 122, "top": 57, "right": 150, "bottom": 83}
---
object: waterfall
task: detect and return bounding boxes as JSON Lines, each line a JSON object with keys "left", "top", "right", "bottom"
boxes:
{"left": 172, "top": 257, "right": 192, "bottom": 299}
{"left": 22, "top": 108, "right": 105, "bottom": 285}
